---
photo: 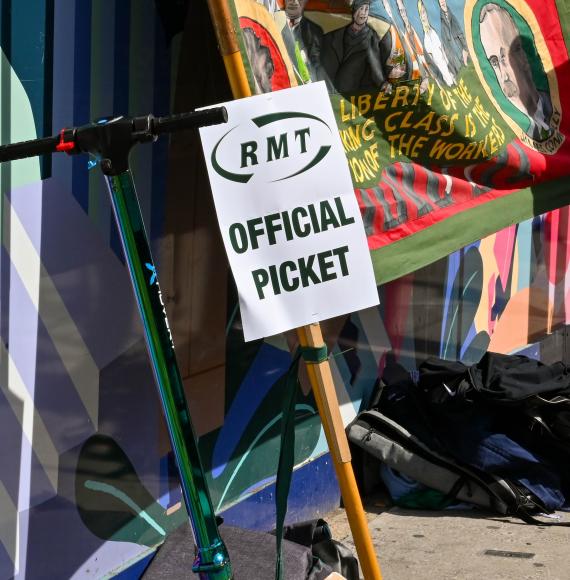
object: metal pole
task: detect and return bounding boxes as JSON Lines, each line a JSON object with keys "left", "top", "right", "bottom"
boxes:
{"left": 104, "top": 170, "right": 232, "bottom": 580}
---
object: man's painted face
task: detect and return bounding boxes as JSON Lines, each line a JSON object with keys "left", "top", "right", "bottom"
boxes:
{"left": 480, "top": 8, "right": 534, "bottom": 114}
{"left": 353, "top": 3, "right": 370, "bottom": 25}
{"left": 284, "top": 0, "right": 305, "bottom": 19}
{"left": 438, "top": 0, "right": 448, "bottom": 13}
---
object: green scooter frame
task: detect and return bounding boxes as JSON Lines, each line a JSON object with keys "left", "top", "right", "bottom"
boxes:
{"left": 0, "top": 111, "right": 233, "bottom": 579}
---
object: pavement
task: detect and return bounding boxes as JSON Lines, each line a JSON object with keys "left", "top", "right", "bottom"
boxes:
{"left": 325, "top": 496, "right": 570, "bottom": 580}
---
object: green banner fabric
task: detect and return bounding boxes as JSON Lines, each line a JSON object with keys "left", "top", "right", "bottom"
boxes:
{"left": 226, "top": 0, "right": 570, "bottom": 284}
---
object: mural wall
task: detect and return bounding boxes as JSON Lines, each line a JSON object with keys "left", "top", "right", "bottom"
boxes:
{"left": 206, "top": 206, "right": 570, "bottom": 517}
{"left": 0, "top": 2, "right": 183, "bottom": 578}
{"left": 0, "top": 0, "right": 568, "bottom": 579}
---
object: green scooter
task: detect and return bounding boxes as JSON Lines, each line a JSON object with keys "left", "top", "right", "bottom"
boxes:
{"left": 0, "top": 110, "right": 232, "bottom": 579}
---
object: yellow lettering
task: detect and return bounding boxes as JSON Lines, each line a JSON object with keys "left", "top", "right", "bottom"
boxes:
{"left": 385, "top": 112, "right": 401, "bottom": 132}
{"left": 392, "top": 85, "right": 410, "bottom": 107}
{"left": 362, "top": 118, "right": 375, "bottom": 141}
{"left": 340, "top": 98, "right": 351, "bottom": 122}
{"left": 411, "top": 136, "right": 428, "bottom": 157}
{"left": 413, "top": 111, "right": 435, "bottom": 132}
{"left": 440, "top": 113, "right": 459, "bottom": 138}
{"left": 358, "top": 94, "right": 372, "bottom": 116}
{"left": 400, "top": 111, "right": 414, "bottom": 129}
{"left": 429, "top": 139, "right": 449, "bottom": 159}
{"left": 374, "top": 90, "right": 390, "bottom": 110}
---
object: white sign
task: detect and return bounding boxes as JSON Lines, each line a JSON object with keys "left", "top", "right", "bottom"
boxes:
{"left": 199, "top": 82, "right": 379, "bottom": 341}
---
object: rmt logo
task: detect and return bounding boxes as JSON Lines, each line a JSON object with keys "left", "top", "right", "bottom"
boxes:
{"left": 211, "top": 111, "right": 332, "bottom": 184}
{"left": 240, "top": 126, "right": 311, "bottom": 167}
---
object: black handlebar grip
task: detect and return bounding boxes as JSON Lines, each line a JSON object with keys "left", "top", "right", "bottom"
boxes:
{"left": 154, "top": 107, "right": 228, "bottom": 134}
{"left": 0, "top": 135, "right": 60, "bottom": 162}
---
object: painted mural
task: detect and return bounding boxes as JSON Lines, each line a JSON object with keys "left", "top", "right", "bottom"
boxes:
{"left": 0, "top": 0, "right": 568, "bottom": 579}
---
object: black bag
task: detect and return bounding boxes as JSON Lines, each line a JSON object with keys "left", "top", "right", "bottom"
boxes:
{"left": 419, "top": 351, "right": 570, "bottom": 411}
{"left": 282, "top": 519, "right": 360, "bottom": 580}
{"left": 143, "top": 522, "right": 336, "bottom": 579}
{"left": 349, "top": 407, "right": 519, "bottom": 514}
{"left": 347, "top": 406, "right": 570, "bottom": 526}
{"left": 419, "top": 352, "right": 570, "bottom": 478}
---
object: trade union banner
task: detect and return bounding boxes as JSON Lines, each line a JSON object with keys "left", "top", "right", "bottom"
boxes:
{"left": 225, "top": 0, "right": 570, "bottom": 283}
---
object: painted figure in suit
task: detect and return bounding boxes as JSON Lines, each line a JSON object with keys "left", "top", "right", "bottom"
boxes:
{"left": 281, "top": 0, "right": 325, "bottom": 83}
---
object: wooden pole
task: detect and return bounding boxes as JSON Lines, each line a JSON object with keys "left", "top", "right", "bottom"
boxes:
{"left": 297, "top": 325, "right": 382, "bottom": 580}
{"left": 205, "top": 1, "right": 383, "bottom": 577}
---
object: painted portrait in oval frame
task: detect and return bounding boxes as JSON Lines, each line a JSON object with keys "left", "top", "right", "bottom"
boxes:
{"left": 465, "top": 0, "right": 564, "bottom": 154}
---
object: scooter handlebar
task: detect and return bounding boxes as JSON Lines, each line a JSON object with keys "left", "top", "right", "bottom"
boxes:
{"left": 153, "top": 107, "right": 228, "bottom": 135}
{"left": 0, "top": 107, "right": 229, "bottom": 164}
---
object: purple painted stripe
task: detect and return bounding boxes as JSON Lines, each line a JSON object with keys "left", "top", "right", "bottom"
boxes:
{"left": 38, "top": 178, "right": 141, "bottom": 369}
{"left": 0, "top": 535, "right": 14, "bottom": 580}
{"left": 27, "top": 434, "right": 58, "bottom": 508}
{"left": 33, "top": 311, "right": 97, "bottom": 455}
{"left": 1, "top": 247, "right": 95, "bottom": 455}
{"left": 7, "top": 181, "right": 43, "bottom": 252}
{"left": 0, "top": 387, "right": 24, "bottom": 504}
{"left": 5, "top": 248, "right": 39, "bottom": 392}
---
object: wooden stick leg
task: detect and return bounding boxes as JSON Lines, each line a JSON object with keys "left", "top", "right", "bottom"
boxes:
{"left": 298, "top": 324, "right": 382, "bottom": 580}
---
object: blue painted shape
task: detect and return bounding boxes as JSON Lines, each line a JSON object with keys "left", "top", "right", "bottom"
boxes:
{"left": 51, "top": 0, "right": 75, "bottom": 189}
{"left": 113, "top": 552, "right": 157, "bottom": 580}
{"left": 6, "top": 0, "right": 52, "bottom": 150}
{"left": 107, "top": 0, "right": 132, "bottom": 261}
{"left": 212, "top": 342, "right": 291, "bottom": 479}
{"left": 219, "top": 452, "right": 340, "bottom": 532}
{"left": 159, "top": 452, "right": 182, "bottom": 510}
{"left": 72, "top": 0, "right": 92, "bottom": 212}
{"left": 460, "top": 324, "right": 477, "bottom": 360}
{"left": 516, "top": 219, "right": 533, "bottom": 291}
{"left": 8, "top": 181, "right": 43, "bottom": 251}
{"left": 28, "top": 434, "right": 60, "bottom": 508}
{"left": 514, "top": 342, "right": 540, "bottom": 360}
{"left": 440, "top": 250, "right": 461, "bottom": 357}
{"left": 97, "top": 339, "right": 163, "bottom": 500}
{"left": 335, "top": 314, "right": 380, "bottom": 413}
{"left": 464, "top": 240, "right": 481, "bottom": 254}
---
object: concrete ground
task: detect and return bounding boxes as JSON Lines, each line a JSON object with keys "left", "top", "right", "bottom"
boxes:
{"left": 326, "top": 495, "right": 570, "bottom": 580}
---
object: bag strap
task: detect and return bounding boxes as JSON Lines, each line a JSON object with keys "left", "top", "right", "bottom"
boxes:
{"left": 510, "top": 484, "right": 570, "bottom": 527}
{"left": 275, "top": 345, "right": 328, "bottom": 580}
{"left": 516, "top": 507, "right": 570, "bottom": 527}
